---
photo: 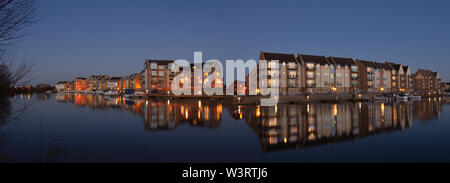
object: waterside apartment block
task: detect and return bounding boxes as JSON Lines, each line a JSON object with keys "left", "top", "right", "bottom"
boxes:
{"left": 56, "top": 51, "right": 445, "bottom": 97}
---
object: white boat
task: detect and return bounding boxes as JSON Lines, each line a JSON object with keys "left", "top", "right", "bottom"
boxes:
{"left": 133, "top": 91, "right": 146, "bottom": 97}
{"left": 395, "top": 95, "right": 408, "bottom": 102}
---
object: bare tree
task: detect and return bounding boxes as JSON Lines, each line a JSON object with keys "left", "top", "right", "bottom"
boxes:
{"left": 0, "top": 0, "right": 36, "bottom": 91}
{"left": 0, "top": 0, "right": 37, "bottom": 47}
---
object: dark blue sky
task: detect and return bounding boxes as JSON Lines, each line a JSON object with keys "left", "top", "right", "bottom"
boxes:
{"left": 16, "top": 0, "right": 450, "bottom": 85}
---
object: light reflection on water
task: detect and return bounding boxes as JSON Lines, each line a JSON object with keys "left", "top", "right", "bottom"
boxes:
{"left": 0, "top": 93, "right": 449, "bottom": 162}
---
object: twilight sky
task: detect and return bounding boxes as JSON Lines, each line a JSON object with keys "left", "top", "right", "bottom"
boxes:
{"left": 15, "top": 0, "right": 450, "bottom": 85}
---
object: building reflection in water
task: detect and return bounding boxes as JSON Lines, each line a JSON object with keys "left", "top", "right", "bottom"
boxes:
{"left": 55, "top": 93, "right": 222, "bottom": 131}
{"left": 55, "top": 93, "right": 446, "bottom": 153}
{"left": 228, "top": 99, "right": 446, "bottom": 153}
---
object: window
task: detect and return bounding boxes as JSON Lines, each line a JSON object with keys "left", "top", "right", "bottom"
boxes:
{"left": 268, "top": 62, "right": 278, "bottom": 69}
{"left": 268, "top": 70, "right": 278, "bottom": 76}
{"left": 159, "top": 71, "right": 164, "bottom": 76}
{"left": 289, "top": 71, "right": 296, "bottom": 78}
{"left": 351, "top": 73, "right": 358, "bottom": 79}
{"left": 150, "top": 63, "right": 157, "bottom": 69}
{"left": 306, "top": 63, "right": 315, "bottom": 70}
{"left": 158, "top": 65, "right": 165, "bottom": 69}
{"left": 306, "top": 71, "right": 315, "bottom": 79}
{"left": 351, "top": 66, "right": 358, "bottom": 72}
{"left": 288, "top": 62, "right": 296, "bottom": 69}
{"left": 151, "top": 71, "right": 157, "bottom": 76}
{"left": 288, "top": 79, "right": 296, "bottom": 87}
{"left": 306, "top": 80, "right": 315, "bottom": 87}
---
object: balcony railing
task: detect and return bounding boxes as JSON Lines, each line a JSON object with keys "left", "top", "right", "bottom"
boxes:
{"left": 306, "top": 67, "right": 316, "bottom": 71}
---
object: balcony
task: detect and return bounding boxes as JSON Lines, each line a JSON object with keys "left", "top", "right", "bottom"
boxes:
{"left": 306, "top": 66, "right": 316, "bottom": 71}
{"left": 288, "top": 75, "right": 297, "bottom": 79}
{"left": 307, "top": 83, "right": 316, "bottom": 87}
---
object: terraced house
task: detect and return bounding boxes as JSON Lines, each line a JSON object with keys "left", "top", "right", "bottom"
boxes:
{"left": 414, "top": 69, "right": 441, "bottom": 95}
{"left": 386, "top": 62, "right": 413, "bottom": 93}
{"left": 297, "top": 54, "right": 333, "bottom": 94}
{"left": 128, "top": 73, "right": 142, "bottom": 90}
{"left": 75, "top": 77, "right": 88, "bottom": 91}
{"left": 386, "top": 62, "right": 403, "bottom": 93}
{"left": 55, "top": 81, "right": 69, "bottom": 91}
{"left": 259, "top": 52, "right": 303, "bottom": 95}
{"left": 106, "top": 77, "right": 121, "bottom": 91}
{"left": 87, "top": 75, "right": 108, "bottom": 91}
{"left": 355, "top": 59, "right": 381, "bottom": 93}
{"left": 374, "top": 62, "right": 393, "bottom": 93}
{"left": 401, "top": 65, "right": 414, "bottom": 93}
{"left": 328, "top": 56, "right": 359, "bottom": 93}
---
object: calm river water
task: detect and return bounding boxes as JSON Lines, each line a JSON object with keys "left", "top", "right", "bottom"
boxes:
{"left": 0, "top": 93, "right": 449, "bottom": 162}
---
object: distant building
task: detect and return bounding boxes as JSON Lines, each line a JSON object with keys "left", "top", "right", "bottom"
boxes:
{"left": 87, "top": 75, "right": 108, "bottom": 91}
{"left": 441, "top": 82, "right": 450, "bottom": 92}
{"left": 106, "top": 77, "right": 121, "bottom": 91}
{"left": 55, "top": 81, "right": 69, "bottom": 91}
{"left": 414, "top": 69, "right": 440, "bottom": 95}
{"left": 35, "top": 83, "right": 52, "bottom": 90}
{"left": 128, "top": 73, "right": 142, "bottom": 90}
{"left": 68, "top": 81, "right": 75, "bottom": 91}
{"left": 75, "top": 77, "right": 88, "bottom": 91}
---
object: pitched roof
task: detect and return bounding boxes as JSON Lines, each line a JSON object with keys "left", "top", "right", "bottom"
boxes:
{"left": 386, "top": 62, "right": 402, "bottom": 70}
{"left": 109, "top": 77, "right": 122, "bottom": 81}
{"left": 375, "top": 62, "right": 393, "bottom": 70}
{"left": 298, "top": 54, "right": 329, "bottom": 65}
{"left": 402, "top": 65, "right": 409, "bottom": 71}
{"left": 356, "top": 59, "right": 379, "bottom": 68}
{"left": 260, "top": 52, "right": 297, "bottom": 63}
{"left": 416, "top": 69, "right": 434, "bottom": 77}
{"left": 328, "top": 56, "right": 355, "bottom": 66}
{"left": 145, "top": 59, "right": 174, "bottom": 65}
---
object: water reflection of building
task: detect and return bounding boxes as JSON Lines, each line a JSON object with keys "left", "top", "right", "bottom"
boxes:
{"left": 414, "top": 97, "right": 444, "bottom": 122}
{"left": 55, "top": 93, "right": 222, "bottom": 131}
{"left": 142, "top": 100, "right": 222, "bottom": 130}
{"left": 231, "top": 100, "right": 444, "bottom": 153}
